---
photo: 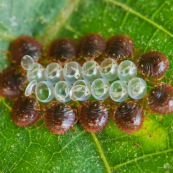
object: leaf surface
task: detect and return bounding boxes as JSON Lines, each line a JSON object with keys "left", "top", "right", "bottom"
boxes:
{"left": 0, "top": 0, "right": 173, "bottom": 172}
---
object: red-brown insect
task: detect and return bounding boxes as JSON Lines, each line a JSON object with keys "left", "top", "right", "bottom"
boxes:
{"left": 44, "top": 102, "right": 76, "bottom": 135}
{"left": 106, "top": 34, "right": 134, "bottom": 61}
{"left": 78, "top": 33, "right": 106, "bottom": 61}
{"left": 49, "top": 38, "right": 77, "bottom": 64}
{"left": 137, "top": 51, "right": 169, "bottom": 78}
{"left": 10, "top": 35, "right": 43, "bottom": 64}
{"left": 79, "top": 101, "right": 109, "bottom": 133}
{"left": 148, "top": 83, "right": 173, "bottom": 114}
{"left": 0, "top": 67, "right": 27, "bottom": 98}
{"left": 113, "top": 101, "right": 144, "bottom": 134}
{"left": 12, "top": 96, "right": 41, "bottom": 127}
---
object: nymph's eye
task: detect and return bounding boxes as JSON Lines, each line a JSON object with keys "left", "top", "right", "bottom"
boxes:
{"left": 54, "top": 81, "right": 71, "bottom": 103}
{"left": 109, "top": 80, "right": 128, "bottom": 102}
{"left": 27, "top": 63, "right": 45, "bottom": 82}
{"left": 100, "top": 58, "right": 118, "bottom": 81}
{"left": 21, "top": 55, "right": 35, "bottom": 71}
{"left": 70, "top": 80, "right": 91, "bottom": 101}
{"left": 44, "top": 62, "right": 63, "bottom": 84}
{"left": 63, "top": 61, "right": 82, "bottom": 84}
{"left": 82, "top": 60, "right": 101, "bottom": 82}
{"left": 91, "top": 78, "right": 110, "bottom": 100}
{"left": 117, "top": 60, "right": 137, "bottom": 81}
{"left": 128, "top": 77, "right": 147, "bottom": 99}
{"left": 35, "top": 81, "right": 54, "bottom": 103}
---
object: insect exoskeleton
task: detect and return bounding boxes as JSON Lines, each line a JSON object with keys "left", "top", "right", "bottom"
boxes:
{"left": 0, "top": 67, "right": 27, "bottom": 98}
{"left": 148, "top": 82, "right": 173, "bottom": 114}
{"left": 78, "top": 33, "right": 106, "bottom": 62}
{"left": 48, "top": 38, "right": 77, "bottom": 65}
{"left": 10, "top": 35, "right": 43, "bottom": 64}
{"left": 12, "top": 96, "right": 41, "bottom": 127}
{"left": 105, "top": 34, "right": 134, "bottom": 61}
{"left": 79, "top": 101, "right": 109, "bottom": 133}
{"left": 137, "top": 51, "right": 169, "bottom": 79}
{"left": 113, "top": 101, "right": 144, "bottom": 134}
{"left": 44, "top": 102, "right": 77, "bottom": 134}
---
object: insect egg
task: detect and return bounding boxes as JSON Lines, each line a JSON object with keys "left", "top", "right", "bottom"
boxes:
{"left": 44, "top": 102, "right": 76, "bottom": 134}
{"left": 49, "top": 38, "right": 77, "bottom": 64}
{"left": 109, "top": 80, "right": 128, "bottom": 102}
{"left": 27, "top": 63, "right": 45, "bottom": 82}
{"left": 78, "top": 33, "right": 106, "bottom": 60}
{"left": 100, "top": 58, "right": 118, "bottom": 81}
{"left": 10, "top": 35, "right": 43, "bottom": 64}
{"left": 35, "top": 81, "right": 54, "bottom": 103}
{"left": 0, "top": 67, "right": 27, "bottom": 98}
{"left": 128, "top": 77, "right": 147, "bottom": 99}
{"left": 25, "top": 80, "right": 37, "bottom": 97}
{"left": 113, "top": 101, "right": 144, "bottom": 134}
{"left": 44, "top": 62, "right": 63, "bottom": 84}
{"left": 148, "top": 83, "right": 173, "bottom": 114}
{"left": 106, "top": 34, "right": 134, "bottom": 61}
{"left": 21, "top": 55, "right": 35, "bottom": 71}
{"left": 54, "top": 81, "right": 71, "bottom": 103}
{"left": 79, "top": 101, "right": 109, "bottom": 133}
{"left": 137, "top": 51, "right": 169, "bottom": 78}
{"left": 82, "top": 60, "right": 101, "bottom": 83}
{"left": 63, "top": 61, "right": 82, "bottom": 84}
{"left": 70, "top": 80, "right": 91, "bottom": 101}
{"left": 12, "top": 96, "right": 41, "bottom": 127}
{"left": 91, "top": 78, "right": 110, "bottom": 100}
{"left": 117, "top": 60, "right": 137, "bottom": 82}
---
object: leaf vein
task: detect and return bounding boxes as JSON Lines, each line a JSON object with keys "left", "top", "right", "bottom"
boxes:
{"left": 144, "top": 29, "right": 159, "bottom": 52}
{"left": 107, "top": 0, "right": 173, "bottom": 38}
{"left": 111, "top": 148, "right": 173, "bottom": 170}
{"left": 38, "top": 0, "right": 80, "bottom": 45}
{"left": 91, "top": 133, "right": 111, "bottom": 173}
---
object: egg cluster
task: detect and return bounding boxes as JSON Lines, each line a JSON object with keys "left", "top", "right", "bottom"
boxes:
{"left": 22, "top": 55, "right": 147, "bottom": 103}
{"left": 0, "top": 34, "right": 172, "bottom": 135}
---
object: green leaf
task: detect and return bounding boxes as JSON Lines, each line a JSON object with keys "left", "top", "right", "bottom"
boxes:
{"left": 0, "top": 0, "right": 173, "bottom": 172}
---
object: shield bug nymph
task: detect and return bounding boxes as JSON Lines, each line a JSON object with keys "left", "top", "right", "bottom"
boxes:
{"left": 113, "top": 101, "right": 144, "bottom": 134}
{"left": 137, "top": 51, "right": 169, "bottom": 79}
{"left": 78, "top": 33, "right": 106, "bottom": 62}
{"left": 79, "top": 101, "right": 109, "bottom": 133}
{"left": 148, "top": 82, "right": 173, "bottom": 114}
{"left": 10, "top": 35, "right": 43, "bottom": 64}
{"left": 44, "top": 102, "right": 77, "bottom": 134}
{"left": 49, "top": 38, "right": 77, "bottom": 65}
{"left": 105, "top": 34, "right": 134, "bottom": 61}
{"left": 12, "top": 96, "right": 41, "bottom": 127}
{"left": 0, "top": 67, "right": 27, "bottom": 98}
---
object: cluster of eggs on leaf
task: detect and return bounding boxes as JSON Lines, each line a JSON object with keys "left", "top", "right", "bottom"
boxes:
{"left": 21, "top": 56, "right": 147, "bottom": 103}
{"left": 0, "top": 34, "right": 172, "bottom": 135}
